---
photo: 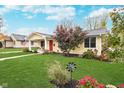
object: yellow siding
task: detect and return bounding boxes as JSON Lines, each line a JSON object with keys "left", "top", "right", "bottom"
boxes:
{"left": 6, "top": 41, "right": 14, "bottom": 47}
{"left": 29, "top": 34, "right": 44, "bottom": 40}
{"left": 14, "top": 41, "right": 29, "bottom": 48}
{"left": 28, "top": 33, "right": 102, "bottom": 55}
{"left": 53, "top": 36, "right": 102, "bottom": 55}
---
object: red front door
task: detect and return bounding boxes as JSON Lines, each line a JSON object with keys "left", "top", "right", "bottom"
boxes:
{"left": 49, "top": 40, "right": 53, "bottom": 51}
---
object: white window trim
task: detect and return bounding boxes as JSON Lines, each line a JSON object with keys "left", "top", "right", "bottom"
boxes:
{"left": 84, "top": 37, "right": 96, "bottom": 48}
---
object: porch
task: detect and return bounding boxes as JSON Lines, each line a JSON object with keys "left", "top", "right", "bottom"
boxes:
{"left": 28, "top": 38, "right": 53, "bottom": 52}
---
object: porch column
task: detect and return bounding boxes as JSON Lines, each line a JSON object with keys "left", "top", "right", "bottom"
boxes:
{"left": 28, "top": 40, "right": 32, "bottom": 51}
{"left": 44, "top": 37, "right": 47, "bottom": 50}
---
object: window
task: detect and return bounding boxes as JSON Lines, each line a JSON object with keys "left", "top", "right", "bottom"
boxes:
{"left": 41, "top": 41, "right": 44, "bottom": 47}
{"left": 84, "top": 37, "right": 96, "bottom": 48}
{"left": 91, "top": 37, "right": 96, "bottom": 48}
{"left": 21, "top": 41, "right": 25, "bottom": 45}
{"left": 84, "top": 38, "right": 89, "bottom": 48}
{"left": 31, "top": 41, "right": 34, "bottom": 45}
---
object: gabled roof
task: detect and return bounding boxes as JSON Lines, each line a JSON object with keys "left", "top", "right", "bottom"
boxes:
{"left": 28, "top": 32, "right": 53, "bottom": 39}
{"left": 85, "top": 29, "right": 109, "bottom": 36}
{"left": 37, "top": 32, "right": 53, "bottom": 38}
{"left": 3, "top": 36, "right": 12, "bottom": 41}
{"left": 11, "top": 34, "right": 27, "bottom": 41}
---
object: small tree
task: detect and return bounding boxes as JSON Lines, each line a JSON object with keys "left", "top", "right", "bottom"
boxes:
{"left": 54, "top": 22, "right": 86, "bottom": 56}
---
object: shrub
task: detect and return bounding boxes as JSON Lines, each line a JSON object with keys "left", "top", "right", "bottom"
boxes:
{"left": 117, "top": 84, "right": 124, "bottom": 88}
{"left": 48, "top": 61, "right": 70, "bottom": 87}
{"left": 98, "top": 51, "right": 109, "bottom": 61}
{"left": 107, "top": 49, "right": 123, "bottom": 62}
{"left": 22, "top": 48, "right": 30, "bottom": 52}
{"left": 98, "top": 48, "right": 123, "bottom": 62}
{"left": 82, "top": 49, "right": 96, "bottom": 59}
{"left": 31, "top": 47, "right": 39, "bottom": 53}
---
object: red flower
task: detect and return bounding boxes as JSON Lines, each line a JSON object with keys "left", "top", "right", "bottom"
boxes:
{"left": 80, "top": 79, "right": 86, "bottom": 85}
{"left": 97, "top": 84, "right": 105, "bottom": 88}
{"left": 84, "top": 76, "right": 92, "bottom": 80}
{"left": 91, "top": 78, "right": 97, "bottom": 84}
{"left": 90, "top": 78, "right": 97, "bottom": 87}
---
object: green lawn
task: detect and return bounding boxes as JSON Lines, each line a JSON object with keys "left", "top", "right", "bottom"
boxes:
{"left": 0, "top": 52, "right": 32, "bottom": 58}
{"left": 0, "top": 48, "right": 22, "bottom": 52}
{"left": 0, "top": 54, "right": 124, "bottom": 88}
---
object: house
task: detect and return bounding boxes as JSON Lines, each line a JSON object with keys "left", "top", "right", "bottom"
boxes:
{"left": 1, "top": 29, "right": 109, "bottom": 55}
{"left": 0, "top": 33, "right": 13, "bottom": 48}
{"left": 27, "top": 29, "right": 109, "bottom": 55}
{"left": 11, "top": 34, "right": 28, "bottom": 48}
{"left": 27, "top": 32, "right": 54, "bottom": 51}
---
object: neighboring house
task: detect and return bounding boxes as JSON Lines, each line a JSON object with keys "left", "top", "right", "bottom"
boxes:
{"left": 28, "top": 29, "right": 109, "bottom": 55}
{"left": 11, "top": 34, "right": 28, "bottom": 48}
{"left": 27, "top": 32, "right": 54, "bottom": 51}
{"left": 0, "top": 33, "right": 13, "bottom": 48}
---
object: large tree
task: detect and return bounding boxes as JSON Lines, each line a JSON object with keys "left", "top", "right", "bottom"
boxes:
{"left": 54, "top": 21, "right": 86, "bottom": 56}
{"left": 106, "top": 8, "right": 124, "bottom": 61}
{"left": 109, "top": 8, "right": 124, "bottom": 49}
{"left": 84, "top": 14, "right": 108, "bottom": 30}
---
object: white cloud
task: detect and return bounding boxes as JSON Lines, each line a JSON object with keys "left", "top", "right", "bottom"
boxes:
{"left": 23, "top": 13, "right": 35, "bottom": 19}
{"left": 45, "top": 6, "right": 76, "bottom": 20}
{"left": 0, "top": 5, "right": 18, "bottom": 15}
{"left": 20, "top": 5, "right": 76, "bottom": 20}
{"left": 0, "top": 5, "right": 76, "bottom": 20}
{"left": 85, "top": 7, "right": 124, "bottom": 20}
{"left": 15, "top": 27, "right": 50, "bottom": 35}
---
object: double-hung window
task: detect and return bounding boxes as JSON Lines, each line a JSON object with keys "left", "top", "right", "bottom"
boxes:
{"left": 31, "top": 41, "right": 34, "bottom": 45}
{"left": 84, "top": 37, "right": 96, "bottom": 48}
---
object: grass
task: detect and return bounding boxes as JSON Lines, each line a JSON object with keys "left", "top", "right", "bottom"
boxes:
{"left": 0, "top": 52, "right": 32, "bottom": 58}
{"left": 0, "top": 54, "right": 124, "bottom": 88}
{"left": 0, "top": 48, "right": 22, "bottom": 52}
{"left": 0, "top": 47, "right": 38, "bottom": 52}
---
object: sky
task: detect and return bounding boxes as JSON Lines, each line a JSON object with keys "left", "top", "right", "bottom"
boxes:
{"left": 0, "top": 5, "right": 123, "bottom": 35}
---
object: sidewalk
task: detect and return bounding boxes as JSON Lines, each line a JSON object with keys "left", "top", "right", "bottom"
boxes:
{"left": 0, "top": 54, "right": 36, "bottom": 61}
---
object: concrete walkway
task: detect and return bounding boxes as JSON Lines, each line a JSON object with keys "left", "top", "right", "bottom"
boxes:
{"left": 0, "top": 54, "right": 37, "bottom": 61}
{"left": 0, "top": 51, "right": 22, "bottom": 54}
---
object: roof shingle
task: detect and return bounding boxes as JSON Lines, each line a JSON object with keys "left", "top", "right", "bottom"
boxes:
{"left": 85, "top": 29, "right": 109, "bottom": 36}
{"left": 12, "top": 34, "right": 27, "bottom": 41}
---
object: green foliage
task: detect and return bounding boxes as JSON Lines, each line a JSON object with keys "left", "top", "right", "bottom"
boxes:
{"left": 109, "top": 9, "right": 124, "bottom": 47}
{"left": 32, "top": 48, "right": 38, "bottom": 53}
{"left": 82, "top": 49, "right": 96, "bottom": 59}
{"left": 108, "top": 49, "right": 122, "bottom": 59}
{"left": 107, "top": 49, "right": 123, "bottom": 62}
{"left": 107, "top": 8, "right": 124, "bottom": 62}
{"left": 22, "top": 48, "right": 30, "bottom": 52}
{"left": 48, "top": 61, "right": 70, "bottom": 86}
{"left": 107, "top": 34, "right": 121, "bottom": 48}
